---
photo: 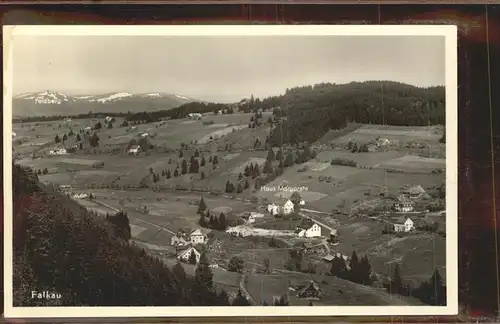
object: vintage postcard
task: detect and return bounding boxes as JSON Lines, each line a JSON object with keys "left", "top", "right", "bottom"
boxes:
{"left": 3, "top": 25, "right": 457, "bottom": 318}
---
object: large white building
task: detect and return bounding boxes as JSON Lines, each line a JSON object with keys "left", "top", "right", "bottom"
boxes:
{"left": 393, "top": 218, "right": 415, "bottom": 232}
{"left": 190, "top": 229, "right": 207, "bottom": 245}
{"left": 297, "top": 222, "right": 322, "bottom": 238}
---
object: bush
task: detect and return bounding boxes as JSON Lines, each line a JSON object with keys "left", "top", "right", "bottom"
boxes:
{"left": 330, "top": 158, "right": 357, "bottom": 167}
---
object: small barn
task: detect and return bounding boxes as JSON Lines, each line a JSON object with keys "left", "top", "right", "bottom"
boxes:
{"left": 296, "top": 280, "right": 321, "bottom": 300}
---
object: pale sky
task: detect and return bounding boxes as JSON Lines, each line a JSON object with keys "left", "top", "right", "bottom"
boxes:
{"left": 12, "top": 35, "right": 445, "bottom": 103}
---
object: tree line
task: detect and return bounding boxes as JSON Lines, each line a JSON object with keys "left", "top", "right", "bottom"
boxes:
{"left": 268, "top": 81, "right": 445, "bottom": 146}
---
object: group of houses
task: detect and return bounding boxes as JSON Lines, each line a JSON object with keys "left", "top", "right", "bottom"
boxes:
{"left": 391, "top": 185, "right": 427, "bottom": 213}
{"left": 73, "top": 193, "right": 89, "bottom": 199}
{"left": 170, "top": 228, "right": 211, "bottom": 265}
{"left": 49, "top": 148, "right": 68, "bottom": 156}
{"left": 237, "top": 211, "right": 265, "bottom": 224}
{"left": 267, "top": 198, "right": 305, "bottom": 217}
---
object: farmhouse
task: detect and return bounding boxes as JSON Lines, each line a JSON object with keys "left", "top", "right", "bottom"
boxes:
{"left": 403, "top": 185, "right": 426, "bottom": 199}
{"left": 393, "top": 217, "right": 415, "bottom": 232}
{"left": 267, "top": 203, "right": 280, "bottom": 216}
{"left": 393, "top": 195, "right": 414, "bottom": 213}
{"left": 188, "top": 113, "right": 203, "bottom": 120}
{"left": 296, "top": 280, "right": 321, "bottom": 300}
{"left": 177, "top": 246, "right": 201, "bottom": 264}
{"left": 296, "top": 219, "right": 322, "bottom": 238}
{"left": 322, "top": 254, "right": 335, "bottom": 262}
{"left": 377, "top": 137, "right": 390, "bottom": 147}
{"left": 282, "top": 199, "right": 295, "bottom": 215}
{"left": 140, "top": 132, "right": 149, "bottom": 138}
{"left": 73, "top": 193, "right": 88, "bottom": 199}
{"left": 329, "top": 229, "right": 339, "bottom": 243}
{"left": 128, "top": 145, "right": 141, "bottom": 155}
{"left": 105, "top": 116, "right": 113, "bottom": 123}
{"left": 49, "top": 148, "right": 68, "bottom": 156}
{"left": 190, "top": 228, "right": 208, "bottom": 245}
{"left": 84, "top": 126, "right": 92, "bottom": 131}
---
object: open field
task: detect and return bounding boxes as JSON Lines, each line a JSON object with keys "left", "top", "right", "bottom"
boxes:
{"left": 332, "top": 124, "right": 443, "bottom": 144}
{"left": 246, "top": 270, "right": 422, "bottom": 306}
{"left": 375, "top": 155, "right": 446, "bottom": 172}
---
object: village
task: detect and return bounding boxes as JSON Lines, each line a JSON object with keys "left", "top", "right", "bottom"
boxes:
{"left": 12, "top": 100, "right": 446, "bottom": 305}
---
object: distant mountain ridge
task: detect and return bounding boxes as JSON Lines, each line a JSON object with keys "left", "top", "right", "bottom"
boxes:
{"left": 13, "top": 90, "right": 196, "bottom": 117}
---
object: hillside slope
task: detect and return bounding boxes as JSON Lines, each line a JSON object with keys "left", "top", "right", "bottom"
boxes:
{"left": 12, "top": 164, "right": 229, "bottom": 306}
{"left": 268, "top": 81, "right": 445, "bottom": 145}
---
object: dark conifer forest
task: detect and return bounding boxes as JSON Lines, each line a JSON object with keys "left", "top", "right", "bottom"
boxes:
{"left": 268, "top": 81, "right": 445, "bottom": 145}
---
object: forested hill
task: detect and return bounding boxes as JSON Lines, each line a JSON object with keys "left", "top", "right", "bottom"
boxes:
{"left": 12, "top": 164, "right": 230, "bottom": 307}
{"left": 268, "top": 81, "right": 446, "bottom": 145}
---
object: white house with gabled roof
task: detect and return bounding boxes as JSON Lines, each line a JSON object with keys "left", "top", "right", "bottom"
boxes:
{"left": 177, "top": 246, "right": 201, "bottom": 264}
{"left": 190, "top": 228, "right": 207, "bottom": 245}
{"left": 128, "top": 145, "right": 141, "bottom": 155}
{"left": 282, "top": 199, "right": 295, "bottom": 215}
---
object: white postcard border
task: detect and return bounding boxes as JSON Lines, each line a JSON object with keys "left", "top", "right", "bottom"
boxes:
{"left": 3, "top": 24, "right": 458, "bottom": 318}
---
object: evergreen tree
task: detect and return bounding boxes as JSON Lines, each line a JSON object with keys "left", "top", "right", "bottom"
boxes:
{"left": 181, "top": 160, "right": 188, "bottom": 174}
{"left": 244, "top": 179, "right": 250, "bottom": 189}
{"left": 76, "top": 134, "right": 81, "bottom": 142}
{"left": 237, "top": 183, "right": 243, "bottom": 193}
{"left": 358, "top": 255, "right": 373, "bottom": 285}
{"left": 349, "top": 251, "right": 360, "bottom": 283}
{"left": 179, "top": 149, "right": 184, "bottom": 158}
{"left": 166, "top": 169, "right": 171, "bottom": 179}
{"left": 200, "top": 171, "right": 205, "bottom": 180}
{"left": 174, "top": 168, "right": 179, "bottom": 177}
{"left": 244, "top": 165, "right": 251, "bottom": 177}
{"left": 63, "top": 133, "right": 68, "bottom": 141}
{"left": 330, "top": 256, "right": 348, "bottom": 279}
{"left": 199, "top": 214, "right": 207, "bottom": 227}
{"left": 228, "top": 256, "right": 245, "bottom": 273}
{"left": 194, "top": 149, "right": 200, "bottom": 158}
{"left": 284, "top": 151, "right": 295, "bottom": 167}
{"left": 188, "top": 251, "right": 198, "bottom": 265}
{"left": 194, "top": 253, "right": 213, "bottom": 290}
{"left": 200, "top": 156, "right": 206, "bottom": 167}
{"left": 263, "top": 160, "right": 273, "bottom": 174}
{"left": 238, "top": 173, "right": 243, "bottom": 180}
{"left": 225, "top": 180, "right": 235, "bottom": 193}
{"left": 218, "top": 212, "right": 227, "bottom": 230}
{"left": 173, "top": 262, "right": 187, "bottom": 282}
{"left": 55, "top": 134, "right": 61, "bottom": 143}
{"left": 389, "top": 264, "right": 403, "bottom": 295}
{"left": 105, "top": 211, "right": 132, "bottom": 241}
{"left": 197, "top": 197, "right": 207, "bottom": 214}
{"left": 290, "top": 191, "right": 302, "bottom": 208}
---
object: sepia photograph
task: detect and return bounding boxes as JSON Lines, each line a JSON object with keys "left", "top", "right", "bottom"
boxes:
{"left": 3, "top": 25, "right": 457, "bottom": 318}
